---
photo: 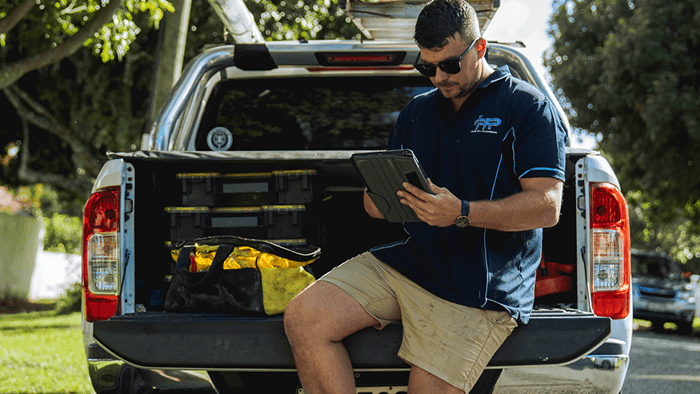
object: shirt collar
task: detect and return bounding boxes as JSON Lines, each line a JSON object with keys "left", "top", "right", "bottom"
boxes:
{"left": 434, "top": 65, "right": 511, "bottom": 117}
{"left": 477, "top": 65, "right": 510, "bottom": 90}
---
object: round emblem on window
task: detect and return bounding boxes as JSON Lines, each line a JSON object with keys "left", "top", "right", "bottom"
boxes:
{"left": 206, "top": 127, "right": 233, "bottom": 151}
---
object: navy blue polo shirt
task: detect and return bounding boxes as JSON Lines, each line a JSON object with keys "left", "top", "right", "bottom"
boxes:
{"left": 370, "top": 66, "right": 568, "bottom": 324}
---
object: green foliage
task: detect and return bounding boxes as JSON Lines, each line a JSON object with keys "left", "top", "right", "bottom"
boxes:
{"left": 56, "top": 282, "right": 83, "bottom": 314}
{"left": 250, "top": 0, "right": 360, "bottom": 41}
{"left": 43, "top": 213, "right": 82, "bottom": 254}
{"left": 547, "top": 0, "right": 700, "bottom": 259}
{"left": 0, "top": 0, "right": 174, "bottom": 62}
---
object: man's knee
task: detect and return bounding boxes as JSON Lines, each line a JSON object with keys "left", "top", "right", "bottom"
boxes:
{"left": 283, "top": 282, "right": 336, "bottom": 342}
{"left": 283, "top": 289, "right": 313, "bottom": 341}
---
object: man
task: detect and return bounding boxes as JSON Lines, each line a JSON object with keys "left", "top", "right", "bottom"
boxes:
{"left": 284, "top": 0, "right": 568, "bottom": 392}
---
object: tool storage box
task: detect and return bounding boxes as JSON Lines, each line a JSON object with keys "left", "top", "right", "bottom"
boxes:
{"left": 166, "top": 205, "right": 307, "bottom": 242}
{"left": 178, "top": 170, "right": 316, "bottom": 207}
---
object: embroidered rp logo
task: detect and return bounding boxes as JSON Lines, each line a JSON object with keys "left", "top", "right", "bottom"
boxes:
{"left": 471, "top": 116, "right": 501, "bottom": 134}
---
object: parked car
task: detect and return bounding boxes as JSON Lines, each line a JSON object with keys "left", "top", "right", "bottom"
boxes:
{"left": 632, "top": 249, "right": 697, "bottom": 334}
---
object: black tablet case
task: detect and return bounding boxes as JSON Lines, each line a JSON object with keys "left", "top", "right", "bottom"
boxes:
{"left": 351, "top": 150, "right": 432, "bottom": 223}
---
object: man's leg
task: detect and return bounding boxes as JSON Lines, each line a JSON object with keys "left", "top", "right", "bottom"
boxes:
{"left": 284, "top": 281, "right": 380, "bottom": 394}
{"left": 407, "top": 365, "right": 466, "bottom": 394}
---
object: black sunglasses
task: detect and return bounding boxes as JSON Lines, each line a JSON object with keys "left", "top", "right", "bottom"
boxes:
{"left": 414, "top": 37, "right": 481, "bottom": 77}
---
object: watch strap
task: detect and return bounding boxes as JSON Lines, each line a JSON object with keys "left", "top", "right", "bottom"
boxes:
{"left": 461, "top": 199, "right": 470, "bottom": 217}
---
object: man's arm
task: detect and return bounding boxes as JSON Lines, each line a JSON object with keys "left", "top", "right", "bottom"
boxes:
{"left": 397, "top": 177, "right": 563, "bottom": 231}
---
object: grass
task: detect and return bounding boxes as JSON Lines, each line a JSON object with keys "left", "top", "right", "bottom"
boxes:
{"left": 0, "top": 311, "right": 94, "bottom": 394}
{"left": 633, "top": 317, "right": 700, "bottom": 335}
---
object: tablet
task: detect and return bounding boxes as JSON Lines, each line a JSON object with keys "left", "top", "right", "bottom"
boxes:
{"left": 351, "top": 149, "right": 432, "bottom": 223}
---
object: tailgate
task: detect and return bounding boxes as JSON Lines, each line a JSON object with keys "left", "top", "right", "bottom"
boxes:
{"left": 93, "top": 309, "right": 610, "bottom": 370}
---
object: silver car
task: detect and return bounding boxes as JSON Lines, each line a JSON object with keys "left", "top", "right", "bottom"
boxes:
{"left": 632, "top": 249, "right": 697, "bottom": 334}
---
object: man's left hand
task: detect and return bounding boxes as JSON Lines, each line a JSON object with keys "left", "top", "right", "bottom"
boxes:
{"left": 398, "top": 179, "right": 461, "bottom": 227}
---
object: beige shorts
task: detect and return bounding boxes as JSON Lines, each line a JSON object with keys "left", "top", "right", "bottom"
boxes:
{"left": 319, "top": 252, "right": 518, "bottom": 392}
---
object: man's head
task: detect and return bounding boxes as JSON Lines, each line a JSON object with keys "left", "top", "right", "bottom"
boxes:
{"left": 414, "top": 0, "right": 480, "bottom": 50}
{"left": 413, "top": 0, "right": 489, "bottom": 103}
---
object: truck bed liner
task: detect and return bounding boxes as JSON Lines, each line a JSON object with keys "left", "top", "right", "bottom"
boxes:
{"left": 93, "top": 309, "right": 610, "bottom": 370}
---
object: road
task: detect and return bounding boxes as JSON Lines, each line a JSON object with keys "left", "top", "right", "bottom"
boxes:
{"left": 623, "top": 327, "right": 700, "bottom": 393}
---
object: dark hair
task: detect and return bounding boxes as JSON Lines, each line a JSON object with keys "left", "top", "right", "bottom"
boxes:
{"left": 414, "top": 0, "right": 480, "bottom": 49}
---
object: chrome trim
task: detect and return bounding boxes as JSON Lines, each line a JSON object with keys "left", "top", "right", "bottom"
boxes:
{"left": 149, "top": 46, "right": 234, "bottom": 151}
{"left": 495, "top": 354, "right": 629, "bottom": 394}
{"left": 86, "top": 358, "right": 125, "bottom": 391}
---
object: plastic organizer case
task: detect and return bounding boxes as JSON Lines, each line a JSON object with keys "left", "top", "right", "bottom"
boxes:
{"left": 166, "top": 205, "right": 307, "bottom": 242}
{"left": 178, "top": 170, "right": 316, "bottom": 207}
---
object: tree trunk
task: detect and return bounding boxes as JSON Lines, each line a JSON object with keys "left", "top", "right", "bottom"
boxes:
{"left": 144, "top": 0, "right": 192, "bottom": 148}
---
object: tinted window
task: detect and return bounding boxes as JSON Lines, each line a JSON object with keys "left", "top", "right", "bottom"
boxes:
{"left": 631, "top": 254, "right": 683, "bottom": 280}
{"left": 196, "top": 77, "right": 434, "bottom": 151}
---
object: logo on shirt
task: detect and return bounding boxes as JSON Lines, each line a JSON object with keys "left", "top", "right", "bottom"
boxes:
{"left": 471, "top": 116, "right": 501, "bottom": 134}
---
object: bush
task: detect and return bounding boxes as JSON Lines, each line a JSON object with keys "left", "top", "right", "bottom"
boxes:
{"left": 56, "top": 282, "right": 83, "bottom": 315}
{"left": 43, "top": 213, "right": 82, "bottom": 254}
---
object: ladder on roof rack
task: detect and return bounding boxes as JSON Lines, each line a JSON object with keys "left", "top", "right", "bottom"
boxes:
{"left": 342, "top": 0, "right": 500, "bottom": 41}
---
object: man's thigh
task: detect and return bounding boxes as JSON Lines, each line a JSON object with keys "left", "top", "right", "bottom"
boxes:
{"left": 316, "top": 252, "right": 402, "bottom": 328}
{"left": 285, "top": 280, "right": 380, "bottom": 342}
{"left": 395, "top": 281, "right": 517, "bottom": 393}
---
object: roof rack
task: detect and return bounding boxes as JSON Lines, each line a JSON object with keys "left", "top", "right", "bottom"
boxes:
{"left": 342, "top": 0, "right": 500, "bottom": 41}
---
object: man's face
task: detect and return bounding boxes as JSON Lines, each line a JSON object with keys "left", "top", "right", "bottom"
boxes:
{"left": 419, "top": 33, "right": 483, "bottom": 100}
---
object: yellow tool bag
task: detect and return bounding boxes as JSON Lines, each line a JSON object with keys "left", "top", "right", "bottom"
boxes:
{"left": 165, "top": 235, "right": 319, "bottom": 315}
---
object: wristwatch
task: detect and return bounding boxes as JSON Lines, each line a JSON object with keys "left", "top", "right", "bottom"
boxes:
{"left": 454, "top": 200, "right": 471, "bottom": 228}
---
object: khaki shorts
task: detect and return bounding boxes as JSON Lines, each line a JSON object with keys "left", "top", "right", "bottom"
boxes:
{"left": 319, "top": 252, "right": 517, "bottom": 392}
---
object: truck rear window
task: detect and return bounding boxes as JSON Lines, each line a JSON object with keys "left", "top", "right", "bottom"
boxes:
{"left": 196, "top": 77, "right": 434, "bottom": 151}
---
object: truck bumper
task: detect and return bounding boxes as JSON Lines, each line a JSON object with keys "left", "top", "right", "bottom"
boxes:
{"left": 87, "top": 310, "right": 620, "bottom": 393}
{"left": 495, "top": 339, "right": 629, "bottom": 394}
{"left": 85, "top": 338, "right": 628, "bottom": 394}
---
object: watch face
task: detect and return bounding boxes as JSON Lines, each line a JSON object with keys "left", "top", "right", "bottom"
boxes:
{"left": 455, "top": 215, "right": 470, "bottom": 228}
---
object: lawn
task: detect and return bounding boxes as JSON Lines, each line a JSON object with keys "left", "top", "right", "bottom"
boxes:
{"left": 0, "top": 310, "right": 94, "bottom": 394}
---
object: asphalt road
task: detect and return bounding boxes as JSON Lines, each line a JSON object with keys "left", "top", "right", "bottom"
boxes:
{"left": 623, "top": 327, "right": 700, "bottom": 393}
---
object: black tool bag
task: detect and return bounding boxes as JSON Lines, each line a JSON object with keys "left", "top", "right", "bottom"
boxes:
{"left": 164, "top": 236, "right": 319, "bottom": 315}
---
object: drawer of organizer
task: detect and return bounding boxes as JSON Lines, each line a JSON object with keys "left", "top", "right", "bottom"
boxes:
{"left": 178, "top": 170, "right": 316, "bottom": 206}
{"left": 166, "top": 205, "right": 307, "bottom": 242}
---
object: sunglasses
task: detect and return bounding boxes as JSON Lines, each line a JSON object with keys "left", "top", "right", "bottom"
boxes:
{"left": 414, "top": 37, "right": 481, "bottom": 77}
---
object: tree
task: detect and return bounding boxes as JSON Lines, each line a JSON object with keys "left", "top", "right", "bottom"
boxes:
{"left": 1, "top": 0, "right": 358, "bottom": 198}
{"left": 547, "top": 0, "right": 700, "bottom": 261}
{"left": 0, "top": 0, "right": 175, "bottom": 89}
{"left": 0, "top": 0, "right": 175, "bottom": 196}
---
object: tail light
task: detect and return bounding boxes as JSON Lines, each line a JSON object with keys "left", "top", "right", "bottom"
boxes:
{"left": 82, "top": 187, "right": 120, "bottom": 322}
{"left": 590, "top": 183, "right": 631, "bottom": 319}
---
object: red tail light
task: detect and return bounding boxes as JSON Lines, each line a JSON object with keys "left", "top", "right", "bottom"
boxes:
{"left": 590, "top": 183, "right": 631, "bottom": 319}
{"left": 82, "top": 187, "right": 120, "bottom": 322}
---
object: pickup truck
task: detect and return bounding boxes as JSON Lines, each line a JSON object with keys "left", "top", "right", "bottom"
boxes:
{"left": 80, "top": 1, "right": 632, "bottom": 393}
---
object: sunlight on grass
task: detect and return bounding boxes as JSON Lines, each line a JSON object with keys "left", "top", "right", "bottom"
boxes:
{"left": 634, "top": 317, "right": 700, "bottom": 333}
{"left": 0, "top": 311, "right": 93, "bottom": 393}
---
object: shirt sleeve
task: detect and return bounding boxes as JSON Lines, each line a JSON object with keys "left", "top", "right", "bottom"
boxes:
{"left": 509, "top": 94, "right": 568, "bottom": 182}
